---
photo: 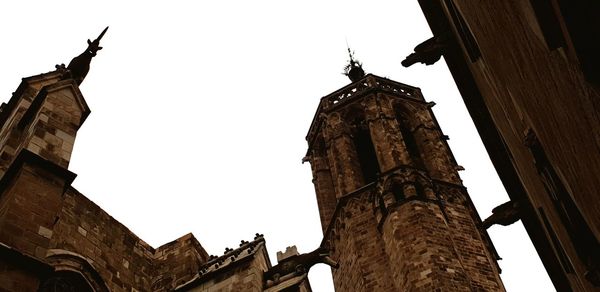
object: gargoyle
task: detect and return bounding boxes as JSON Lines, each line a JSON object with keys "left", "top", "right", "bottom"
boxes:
{"left": 482, "top": 200, "right": 521, "bottom": 229}
{"left": 402, "top": 33, "right": 449, "bottom": 67}
{"left": 264, "top": 246, "right": 339, "bottom": 286}
{"left": 66, "top": 26, "right": 108, "bottom": 85}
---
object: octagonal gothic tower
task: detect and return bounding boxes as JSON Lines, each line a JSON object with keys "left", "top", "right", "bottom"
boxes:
{"left": 305, "top": 73, "right": 506, "bottom": 291}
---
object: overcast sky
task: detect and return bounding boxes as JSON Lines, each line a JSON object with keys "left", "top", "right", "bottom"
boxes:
{"left": 1, "top": 1, "right": 555, "bottom": 291}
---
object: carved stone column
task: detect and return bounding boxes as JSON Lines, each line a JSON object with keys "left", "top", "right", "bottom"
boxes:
{"left": 309, "top": 139, "right": 338, "bottom": 232}
{"left": 411, "top": 109, "right": 460, "bottom": 184}
{"left": 363, "top": 94, "right": 412, "bottom": 172}
{"left": 322, "top": 112, "right": 364, "bottom": 197}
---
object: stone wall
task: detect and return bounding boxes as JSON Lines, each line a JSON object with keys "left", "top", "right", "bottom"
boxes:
{"left": 329, "top": 190, "right": 395, "bottom": 292}
{"left": 429, "top": 0, "right": 600, "bottom": 289}
{"left": 0, "top": 153, "right": 210, "bottom": 291}
{"left": 50, "top": 187, "right": 157, "bottom": 291}
{"left": 0, "top": 71, "right": 212, "bottom": 291}
{"left": 154, "top": 233, "right": 209, "bottom": 290}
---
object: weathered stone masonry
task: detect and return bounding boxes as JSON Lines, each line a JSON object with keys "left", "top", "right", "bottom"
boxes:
{"left": 306, "top": 74, "right": 505, "bottom": 291}
{"left": 0, "top": 70, "right": 309, "bottom": 292}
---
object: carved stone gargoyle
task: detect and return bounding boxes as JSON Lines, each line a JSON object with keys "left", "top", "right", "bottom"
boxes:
{"left": 481, "top": 200, "right": 521, "bottom": 229}
{"left": 402, "top": 33, "right": 449, "bottom": 67}
{"left": 66, "top": 26, "right": 108, "bottom": 85}
{"left": 264, "top": 246, "right": 339, "bottom": 286}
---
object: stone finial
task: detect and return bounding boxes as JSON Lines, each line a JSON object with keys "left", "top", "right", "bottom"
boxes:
{"left": 343, "top": 47, "right": 365, "bottom": 82}
{"left": 66, "top": 26, "right": 108, "bottom": 85}
{"left": 276, "top": 246, "right": 299, "bottom": 263}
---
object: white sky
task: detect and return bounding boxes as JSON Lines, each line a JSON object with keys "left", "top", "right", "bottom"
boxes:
{"left": 1, "top": 1, "right": 555, "bottom": 291}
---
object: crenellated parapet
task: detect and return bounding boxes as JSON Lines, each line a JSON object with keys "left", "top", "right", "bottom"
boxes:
{"left": 176, "top": 234, "right": 272, "bottom": 291}
{"left": 306, "top": 74, "right": 423, "bottom": 148}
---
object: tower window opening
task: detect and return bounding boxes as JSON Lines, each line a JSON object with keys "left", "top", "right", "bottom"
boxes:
{"left": 530, "top": 0, "right": 566, "bottom": 50}
{"left": 38, "top": 271, "right": 94, "bottom": 292}
{"left": 444, "top": 0, "right": 481, "bottom": 62}
{"left": 527, "top": 132, "right": 600, "bottom": 282}
{"left": 539, "top": 207, "right": 575, "bottom": 274}
{"left": 415, "top": 182, "right": 426, "bottom": 197}
{"left": 392, "top": 183, "right": 405, "bottom": 202}
{"left": 395, "top": 109, "right": 426, "bottom": 170}
{"left": 352, "top": 122, "right": 380, "bottom": 184}
{"left": 402, "top": 125, "right": 426, "bottom": 169}
{"left": 556, "top": 0, "right": 600, "bottom": 82}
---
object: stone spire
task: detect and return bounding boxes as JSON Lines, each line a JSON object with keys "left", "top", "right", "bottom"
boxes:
{"left": 66, "top": 26, "right": 108, "bottom": 85}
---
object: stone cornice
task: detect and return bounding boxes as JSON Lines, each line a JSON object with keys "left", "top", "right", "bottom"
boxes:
{"left": 17, "top": 79, "right": 90, "bottom": 131}
{"left": 0, "top": 149, "right": 77, "bottom": 196}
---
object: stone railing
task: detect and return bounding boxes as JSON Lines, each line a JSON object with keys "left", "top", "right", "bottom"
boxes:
{"left": 323, "top": 74, "right": 421, "bottom": 110}
{"left": 306, "top": 74, "right": 422, "bottom": 149}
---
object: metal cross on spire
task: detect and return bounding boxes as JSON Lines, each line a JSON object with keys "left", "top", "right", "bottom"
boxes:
{"left": 343, "top": 46, "right": 365, "bottom": 82}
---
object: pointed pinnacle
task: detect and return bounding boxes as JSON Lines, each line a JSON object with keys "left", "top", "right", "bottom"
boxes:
{"left": 96, "top": 26, "right": 109, "bottom": 42}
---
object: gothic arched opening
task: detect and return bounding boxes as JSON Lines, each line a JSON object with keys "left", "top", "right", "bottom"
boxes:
{"left": 38, "top": 271, "right": 94, "bottom": 292}
{"left": 346, "top": 106, "right": 380, "bottom": 185}
{"left": 393, "top": 104, "right": 426, "bottom": 170}
{"left": 353, "top": 125, "right": 379, "bottom": 183}
{"left": 526, "top": 131, "right": 600, "bottom": 284}
{"left": 391, "top": 183, "right": 405, "bottom": 202}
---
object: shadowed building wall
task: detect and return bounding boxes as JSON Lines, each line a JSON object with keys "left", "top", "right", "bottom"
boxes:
{"left": 407, "top": 1, "right": 600, "bottom": 290}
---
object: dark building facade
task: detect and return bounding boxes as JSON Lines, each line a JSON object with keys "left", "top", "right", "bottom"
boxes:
{"left": 405, "top": 0, "right": 600, "bottom": 291}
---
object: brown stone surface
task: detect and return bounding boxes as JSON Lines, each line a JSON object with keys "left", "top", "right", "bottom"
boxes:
{"left": 0, "top": 71, "right": 279, "bottom": 292}
{"left": 0, "top": 156, "right": 210, "bottom": 291}
{"left": 307, "top": 74, "right": 504, "bottom": 291}
{"left": 183, "top": 239, "right": 271, "bottom": 292}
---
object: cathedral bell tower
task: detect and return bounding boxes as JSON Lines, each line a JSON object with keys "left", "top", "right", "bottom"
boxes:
{"left": 304, "top": 56, "right": 506, "bottom": 291}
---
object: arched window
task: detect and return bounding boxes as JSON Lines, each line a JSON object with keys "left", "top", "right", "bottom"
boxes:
{"left": 38, "top": 271, "right": 94, "bottom": 292}
{"left": 415, "top": 182, "right": 425, "bottom": 197}
{"left": 394, "top": 105, "right": 425, "bottom": 170}
{"left": 526, "top": 131, "right": 600, "bottom": 283}
{"left": 350, "top": 117, "right": 380, "bottom": 184}
{"left": 391, "top": 183, "right": 405, "bottom": 202}
{"left": 42, "top": 250, "right": 109, "bottom": 292}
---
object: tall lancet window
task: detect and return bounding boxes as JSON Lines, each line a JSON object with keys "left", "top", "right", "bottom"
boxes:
{"left": 347, "top": 108, "right": 380, "bottom": 184}
{"left": 526, "top": 130, "right": 600, "bottom": 284}
{"left": 394, "top": 104, "right": 425, "bottom": 170}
